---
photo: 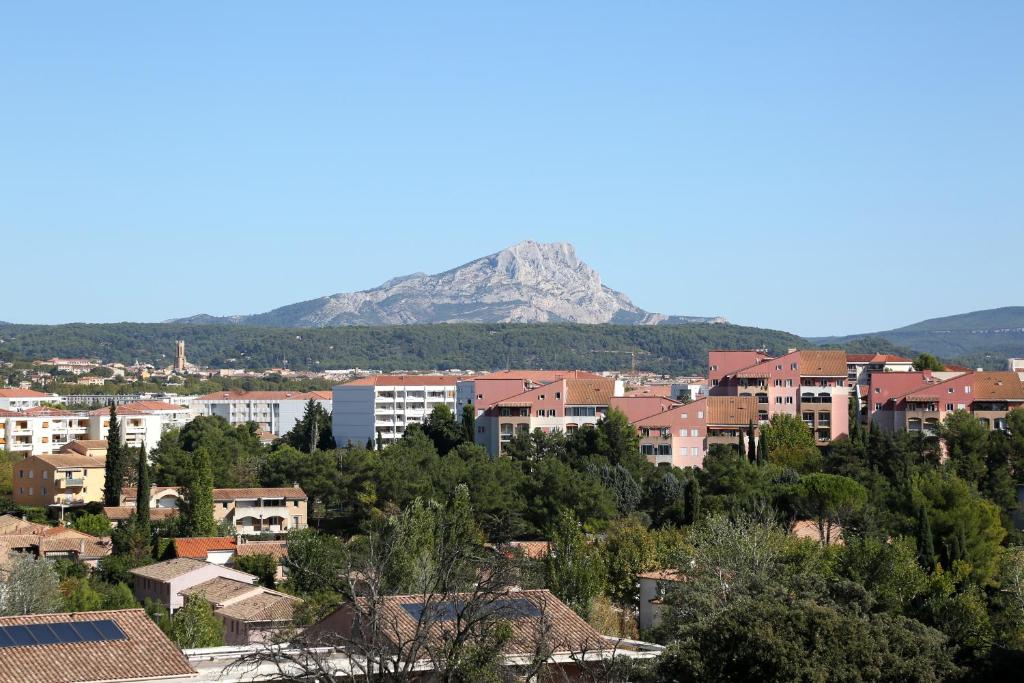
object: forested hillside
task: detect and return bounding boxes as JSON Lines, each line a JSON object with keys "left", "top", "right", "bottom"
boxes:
{"left": 0, "top": 322, "right": 804, "bottom": 374}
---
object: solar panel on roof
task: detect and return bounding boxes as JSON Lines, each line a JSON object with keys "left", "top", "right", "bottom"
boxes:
{"left": 400, "top": 598, "right": 542, "bottom": 623}
{"left": 0, "top": 619, "right": 127, "bottom": 648}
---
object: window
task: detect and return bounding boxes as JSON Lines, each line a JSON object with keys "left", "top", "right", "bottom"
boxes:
{"left": 293, "top": 500, "right": 299, "bottom": 507}
{"left": 222, "top": 502, "right": 229, "bottom": 509}
{"left": 786, "top": 397, "right": 794, "bottom": 404}
{"left": 874, "top": 387, "right": 881, "bottom": 394}
{"left": 791, "top": 363, "right": 798, "bottom": 370}
{"left": 697, "top": 411, "right": 704, "bottom": 419}
{"left": 536, "top": 410, "right": 544, "bottom": 417}
{"left": 776, "top": 364, "right": 783, "bottom": 371}
{"left": 775, "top": 397, "right": 783, "bottom": 404}
{"left": 42, "top": 471, "right": 48, "bottom": 480}
{"left": 711, "top": 379, "right": 719, "bottom": 387}
{"left": 41, "top": 487, "right": 46, "bottom": 495}
{"left": 539, "top": 395, "right": 545, "bottom": 400}
{"left": 548, "top": 409, "right": 556, "bottom": 417}
{"left": 947, "top": 387, "right": 955, "bottom": 394}
{"left": 555, "top": 392, "right": 561, "bottom": 399}
{"left": 774, "top": 379, "right": 782, "bottom": 387}
{"left": 690, "top": 428, "right": 698, "bottom": 437}
{"left": 28, "top": 471, "right": 33, "bottom": 479}
{"left": 28, "top": 487, "right": 33, "bottom": 495}
{"left": 786, "top": 379, "right": 793, "bottom": 387}
{"left": 957, "top": 403, "right": 965, "bottom": 410}
{"left": 710, "top": 365, "right": 718, "bottom": 372}
{"left": 691, "top": 447, "right": 699, "bottom": 456}
{"left": 293, "top": 515, "right": 300, "bottom": 527}
{"left": 875, "top": 403, "right": 882, "bottom": 410}
{"left": 641, "top": 444, "right": 655, "bottom": 455}
{"left": 964, "top": 386, "right": 972, "bottom": 394}
{"left": 946, "top": 404, "right": 954, "bottom": 411}
{"left": 657, "top": 444, "right": 671, "bottom": 456}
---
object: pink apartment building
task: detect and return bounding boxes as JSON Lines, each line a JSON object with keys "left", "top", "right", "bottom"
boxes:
{"left": 630, "top": 395, "right": 759, "bottom": 468}
{"left": 709, "top": 349, "right": 849, "bottom": 444}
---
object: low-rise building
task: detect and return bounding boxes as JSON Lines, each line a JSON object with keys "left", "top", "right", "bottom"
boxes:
{"left": 180, "top": 576, "right": 301, "bottom": 645}
{"left": 129, "top": 557, "right": 258, "bottom": 613}
{"left": 0, "top": 514, "right": 111, "bottom": 568}
{"left": 0, "top": 387, "right": 60, "bottom": 411}
{"left": 638, "top": 570, "right": 684, "bottom": 631}
{"left": 172, "top": 537, "right": 238, "bottom": 565}
{"left": 333, "top": 375, "right": 460, "bottom": 448}
{"left": 11, "top": 450, "right": 106, "bottom": 509}
{"left": 0, "top": 609, "right": 196, "bottom": 683}
{"left": 193, "top": 390, "right": 332, "bottom": 437}
{"left": 845, "top": 353, "right": 914, "bottom": 387}
{"left": 213, "top": 486, "right": 308, "bottom": 535}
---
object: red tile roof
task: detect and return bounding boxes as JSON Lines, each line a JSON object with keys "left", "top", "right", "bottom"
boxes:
{"left": 212, "top": 486, "right": 306, "bottom": 500}
{"left": 846, "top": 354, "right": 913, "bottom": 363}
{"left": 0, "top": 609, "right": 196, "bottom": 683}
{"left": 343, "top": 375, "right": 463, "bottom": 386}
{"left": 0, "top": 388, "right": 53, "bottom": 398}
{"left": 469, "top": 370, "right": 605, "bottom": 382}
{"left": 173, "top": 536, "right": 237, "bottom": 559}
{"left": 193, "top": 390, "right": 331, "bottom": 401}
{"left": 88, "top": 401, "right": 188, "bottom": 415}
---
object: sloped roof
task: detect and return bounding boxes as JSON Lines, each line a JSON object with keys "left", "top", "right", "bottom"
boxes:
{"left": 469, "top": 370, "right": 605, "bottom": 382}
{"left": 0, "top": 388, "right": 53, "bottom": 398}
{"left": 706, "top": 396, "right": 758, "bottom": 426}
{"left": 214, "top": 591, "right": 301, "bottom": 623}
{"left": 846, "top": 354, "right": 912, "bottom": 364}
{"left": 129, "top": 557, "right": 210, "bottom": 581}
{"left": 972, "top": 372, "right": 1024, "bottom": 400}
{"left": 173, "top": 536, "right": 237, "bottom": 559}
{"left": 566, "top": 378, "right": 616, "bottom": 406}
{"left": 0, "top": 609, "right": 196, "bottom": 683}
{"left": 235, "top": 540, "right": 289, "bottom": 560}
{"left": 0, "top": 515, "right": 50, "bottom": 536}
{"left": 609, "top": 396, "right": 680, "bottom": 422}
{"left": 59, "top": 439, "right": 108, "bottom": 455}
{"left": 213, "top": 486, "right": 306, "bottom": 500}
{"left": 180, "top": 576, "right": 259, "bottom": 603}
{"left": 33, "top": 453, "right": 106, "bottom": 469}
{"left": 103, "top": 506, "right": 178, "bottom": 521}
{"left": 342, "top": 375, "right": 460, "bottom": 387}
{"left": 798, "top": 350, "right": 847, "bottom": 377}
{"left": 88, "top": 401, "right": 187, "bottom": 415}
{"left": 194, "top": 390, "right": 334, "bottom": 401}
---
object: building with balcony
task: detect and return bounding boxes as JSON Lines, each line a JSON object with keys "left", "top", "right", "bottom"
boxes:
{"left": 471, "top": 376, "right": 624, "bottom": 456}
{"left": 193, "top": 390, "right": 332, "bottom": 437}
{"left": 0, "top": 387, "right": 60, "bottom": 411}
{"left": 871, "top": 370, "right": 1024, "bottom": 435}
{"left": 629, "top": 395, "right": 760, "bottom": 469}
{"left": 11, "top": 450, "right": 106, "bottom": 509}
{"left": 0, "top": 407, "right": 91, "bottom": 454}
{"left": 333, "top": 375, "right": 460, "bottom": 448}
{"left": 708, "top": 349, "right": 850, "bottom": 444}
{"left": 845, "top": 353, "right": 914, "bottom": 387}
{"left": 212, "top": 486, "right": 308, "bottom": 535}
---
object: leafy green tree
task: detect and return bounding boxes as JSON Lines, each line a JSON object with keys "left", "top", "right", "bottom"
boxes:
{"left": 794, "top": 473, "right": 867, "bottom": 545}
{"left": 166, "top": 597, "right": 225, "bottom": 648}
{"left": 135, "top": 444, "right": 150, "bottom": 529}
{"left": 73, "top": 512, "right": 112, "bottom": 537}
{"left": 180, "top": 447, "right": 216, "bottom": 537}
{"left": 522, "top": 457, "right": 616, "bottom": 533}
{"left": 234, "top": 553, "right": 278, "bottom": 588}
{"left": 544, "top": 509, "right": 606, "bottom": 617}
{"left": 596, "top": 408, "right": 642, "bottom": 470}
{"left": 913, "top": 353, "right": 945, "bottom": 371}
{"left": 460, "top": 402, "right": 476, "bottom": 444}
{"left": 761, "top": 413, "right": 821, "bottom": 472}
{"left": 601, "top": 518, "right": 657, "bottom": 622}
{"left": 153, "top": 416, "right": 264, "bottom": 488}
{"left": 0, "top": 449, "right": 15, "bottom": 505}
{"left": 103, "top": 404, "right": 125, "bottom": 506}
{"left": 941, "top": 410, "right": 988, "bottom": 484}
{"left": 284, "top": 528, "right": 347, "bottom": 596}
{"left": 260, "top": 445, "right": 341, "bottom": 521}
{"left": 0, "top": 553, "right": 63, "bottom": 616}
{"left": 422, "top": 404, "right": 464, "bottom": 455}
{"left": 281, "top": 398, "right": 336, "bottom": 453}
{"left": 642, "top": 468, "right": 688, "bottom": 528}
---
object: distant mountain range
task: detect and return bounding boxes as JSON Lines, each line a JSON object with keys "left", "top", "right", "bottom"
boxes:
{"left": 814, "top": 307, "right": 1024, "bottom": 366}
{"left": 173, "top": 241, "right": 726, "bottom": 327}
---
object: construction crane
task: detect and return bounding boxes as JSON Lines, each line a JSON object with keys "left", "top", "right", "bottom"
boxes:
{"left": 589, "top": 348, "right": 649, "bottom": 375}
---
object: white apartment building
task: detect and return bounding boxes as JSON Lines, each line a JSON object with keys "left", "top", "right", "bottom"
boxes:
{"left": 58, "top": 392, "right": 197, "bottom": 409}
{"left": 846, "top": 354, "right": 914, "bottom": 387}
{"left": 332, "top": 375, "right": 460, "bottom": 448}
{"left": 0, "top": 388, "right": 61, "bottom": 411}
{"left": 192, "top": 391, "right": 332, "bottom": 437}
{"left": 0, "top": 401, "right": 182, "bottom": 455}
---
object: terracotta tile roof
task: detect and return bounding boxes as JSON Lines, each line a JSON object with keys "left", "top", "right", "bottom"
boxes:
{"left": 566, "top": 378, "right": 616, "bottom": 406}
{"left": 173, "top": 536, "right": 237, "bottom": 559}
{"left": 609, "top": 396, "right": 680, "bottom": 422}
{"left": 0, "top": 608, "right": 196, "bottom": 683}
{"left": 638, "top": 569, "right": 685, "bottom": 582}
{"left": 103, "top": 506, "right": 178, "bottom": 521}
{"left": 214, "top": 591, "right": 301, "bottom": 623}
{"left": 59, "top": 439, "right": 108, "bottom": 454}
{"left": 343, "top": 375, "right": 462, "bottom": 387}
{"left": 314, "top": 590, "right": 607, "bottom": 657}
{"left": 0, "top": 514, "right": 50, "bottom": 536}
{"left": 0, "top": 388, "right": 53, "bottom": 398}
{"left": 971, "top": 372, "right": 1024, "bottom": 400}
{"left": 846, "top": 354, "right": 912, "bottom": 363}
{"left": 18, "top": 407, "right": 81, "bottom": 417}
{"left": 235, "top": 540, "right": 289, "bottom": 560}
{"left": 180, "top": 576, "right": 259, "bottom": 603}
{"left": 33, "top": 453, "right": 106, "bottom": 469}
{"left": 121, "top": 484, "right": 183, "bottom": 500}
{"left": 799, "top": 350, "right": 847, "bottom": 377}
{"left": 470, "top": 370, "right": 605, "bottom": 382}
{"left": 502, "top": 540, "right": 550, "bottom": 560}
{"left": 88, "top": 401, "right": 188, "bottom": 415}
{"left": 706, "top": 396, "right": 758, "bottom": 426}
{"left": 129, "top": 557, "right": 210, "bottom": 581}
{"left": 194, "top": 390, "right": 332, "bottom": 401}
{"left": 213, "top": 486, "right": 306, "bottom": 500}
{"left": 38, "top": 530, "right": 113, "bottom": 560}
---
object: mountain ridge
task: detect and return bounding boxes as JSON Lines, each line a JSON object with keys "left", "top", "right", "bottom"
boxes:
{"left": 174, "top": 241, "right": 725, "bottom": 327}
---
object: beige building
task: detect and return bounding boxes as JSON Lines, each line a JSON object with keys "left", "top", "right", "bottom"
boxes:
{"left": 180, "top": 576, "right": 300, "bottom": 645}
{"left": 11, "top": 450, "right": 106, "bottom": 509}
{"left": 213, "top": 486, "right": 308, "bottom": 534}
{"left": 130, "top": 557, "right": 257, "bottom": 613}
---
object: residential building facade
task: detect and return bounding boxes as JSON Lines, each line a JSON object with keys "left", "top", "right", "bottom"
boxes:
{"left": 631, "top": 395, "right": 759, "bottom": 468}
{"left": 11, "top": 450, "right": 106, "bottom": 508}
{"left": 333, "top": 375, "right": 459, "bottom": 448}
{"left": 845, "top": 353, "right": 914, "bottom": 387}
{"left": 213, "top": 486, "right": 308, "bottom": 535}
{"left": 0, "top": 387, "right": 60, "bottom": 411}
{"left": 193, "top": 390, "right": 332, "bottom": 437}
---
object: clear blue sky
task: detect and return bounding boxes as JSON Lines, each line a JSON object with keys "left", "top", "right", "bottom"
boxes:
{"left": 2, "top": 3, "right": 1021, "bottom": 336}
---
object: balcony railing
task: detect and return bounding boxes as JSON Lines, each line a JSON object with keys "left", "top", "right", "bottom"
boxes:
{"left": 57, "top": 478, "right": 85, "bottom": 488}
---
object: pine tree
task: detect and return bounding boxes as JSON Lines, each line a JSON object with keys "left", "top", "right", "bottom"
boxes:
{"left": 747, "top": 421, "right": 757, "bottom": 463}
{"left": 135, "top": 444, "right": 150, "bottom": 529}
{"left": 916, "top": 505, "right": 935, "bottom": 569}
{"left": 181, "top": 448, "right": 216, "bottom": 537}
{"left": 461, "top": 402, "right": 476, "bottom": 444}
{"left": 684, "top": 478, "right": 701, "bottom": 525}
{"left": 103, "top": 404, "right": 125, "bottom": 506}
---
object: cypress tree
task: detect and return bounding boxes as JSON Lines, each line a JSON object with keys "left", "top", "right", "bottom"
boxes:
{"left": 737, "top": 429, "right": 745, "bottom": 456}
{"left": 916, "top": 505, "right": 934, "bottom": 569}
{"left": 747, "top": 421, "right": 757, "bottom": 463}
{"left": 376, "top": 430, "right": 383, "bottom": 451}
{"left": 684, "top": 478, "right": 701, "bottom": 525}
{"left": 757, "top": 432, "right": 768, "bottom": 465}
{"left": 103, "top": 404, "right": 125, "bottom": 506}
{"left": 461, "top": 402, "right": 476, "bottom": 444}
{"left": 181, "top": 448, "right": 216, "bottom": 537}
{"left": 365, "top": 436, "right": 374, "bottom": 450}
{"left": 135, "top": 444, "right": 150, "bottom": 529}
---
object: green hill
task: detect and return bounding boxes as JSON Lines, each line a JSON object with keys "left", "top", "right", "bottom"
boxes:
{"left": 0, "top": 322, "right": 805, "bottom": 376}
